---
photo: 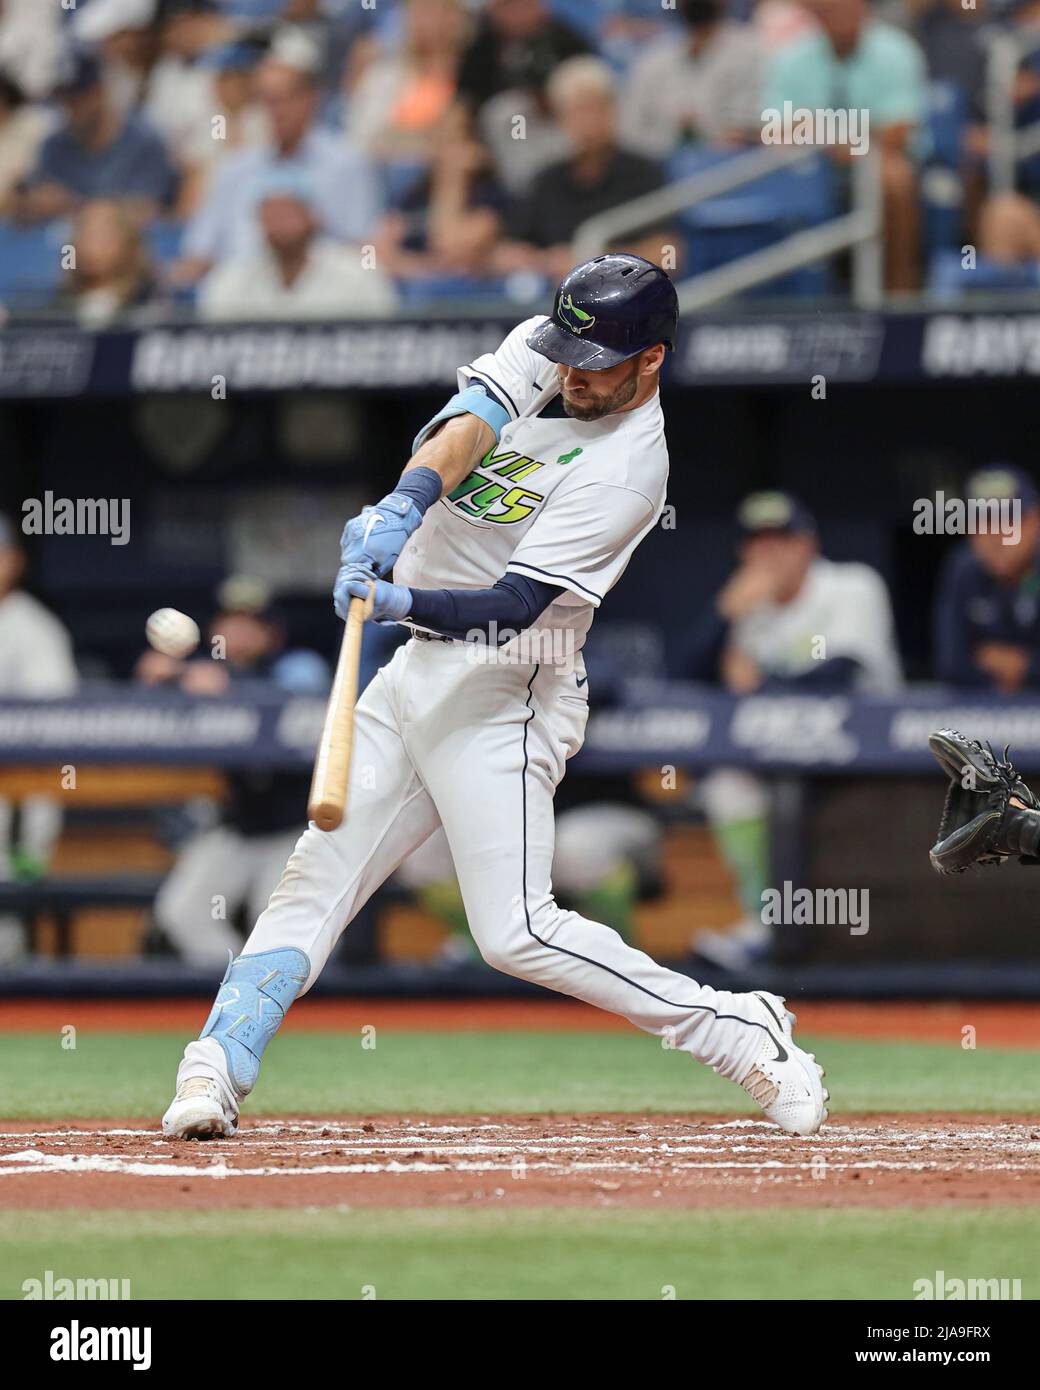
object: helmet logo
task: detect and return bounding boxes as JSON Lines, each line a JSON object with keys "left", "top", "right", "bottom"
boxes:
{"left": 558, "top": 293, "right": 596, "bottom": 335}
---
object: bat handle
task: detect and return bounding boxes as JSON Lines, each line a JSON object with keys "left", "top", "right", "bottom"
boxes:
{"left": 307, "top": 589, "right": 373, "bottom": 832}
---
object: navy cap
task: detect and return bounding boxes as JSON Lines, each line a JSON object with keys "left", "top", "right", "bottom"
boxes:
{"left": 966, "top": 465, "right": 1039, "bottom": 510}
{"left": 737, "top": 491, "right": 817, "bottom": 537}
{"left": 53, "top": 47, "right": 103, "bottom": 96}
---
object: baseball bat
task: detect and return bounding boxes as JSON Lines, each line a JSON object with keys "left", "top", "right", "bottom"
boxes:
{"left": 308, "top": 588, "right": 373, "bottom": 831}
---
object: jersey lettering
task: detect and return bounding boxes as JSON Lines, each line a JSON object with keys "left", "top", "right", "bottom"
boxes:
{"left": 447, "top": 448, "right": 549, "bottom": 525}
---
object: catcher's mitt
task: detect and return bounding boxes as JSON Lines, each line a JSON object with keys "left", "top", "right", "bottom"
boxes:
{"left": 928, "top": 728, "right": 1040, "bottom": 874}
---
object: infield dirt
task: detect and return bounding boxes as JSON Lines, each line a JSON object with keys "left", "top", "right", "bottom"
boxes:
{"left": 3, "top": 1113, "right": 1039, "bottom": 1211}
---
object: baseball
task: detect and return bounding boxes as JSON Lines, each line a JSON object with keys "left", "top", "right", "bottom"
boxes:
{"left": 146, "top": 608, "right": 201, "bottom": 659}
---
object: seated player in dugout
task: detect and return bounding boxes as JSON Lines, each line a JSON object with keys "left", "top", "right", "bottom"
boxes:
{"left": 163, "top": 253, "right": 829, "bottom": 1144}
{"left": 932, "top": 467, "right": 1040, "bottom": 694}
{"left": 682, "top": 491, "right": 902, "bottom": 972}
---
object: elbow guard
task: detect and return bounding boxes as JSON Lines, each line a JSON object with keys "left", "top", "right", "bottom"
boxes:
{"left": 412, "top": 384, "right": 511, "bottom": 455}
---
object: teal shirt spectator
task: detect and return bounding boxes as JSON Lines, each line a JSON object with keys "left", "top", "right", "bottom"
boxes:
{"left": 764, "top": 20, "right": 929, "bottom": 159}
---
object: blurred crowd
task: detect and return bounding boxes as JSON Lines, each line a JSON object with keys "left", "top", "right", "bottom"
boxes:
{"left": 3, "top": 0, "right": 1040, "bottom": 322}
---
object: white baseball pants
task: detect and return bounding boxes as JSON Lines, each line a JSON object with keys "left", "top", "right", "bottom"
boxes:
{"left": 188, "top": 638, "right": 773, "bottom": 1084}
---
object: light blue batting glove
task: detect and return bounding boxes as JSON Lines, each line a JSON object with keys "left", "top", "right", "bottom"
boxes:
{"left": 339, "top": 493, "right": 424, "bottom": 579}
{"left": 333, "top": 564, "right": 412, "bottom": 625}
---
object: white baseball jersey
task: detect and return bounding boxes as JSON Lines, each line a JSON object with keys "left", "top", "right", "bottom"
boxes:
{"left": 732, "top": 557, "right": 903, "bottom": 694}
{"left": 392, "top": 317, "right": 670, "bottom": 657}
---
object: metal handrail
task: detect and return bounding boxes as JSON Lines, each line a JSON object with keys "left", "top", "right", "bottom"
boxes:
{"left": 988, "top": 29, "right": 1040, "bottom": 194}
{"left": 572, "top": 143, "right": 883, "bottom": 310}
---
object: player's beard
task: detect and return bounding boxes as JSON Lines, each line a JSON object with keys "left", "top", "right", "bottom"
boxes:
{"left": 559, "top": 360, "right": 641, "bottom": 421}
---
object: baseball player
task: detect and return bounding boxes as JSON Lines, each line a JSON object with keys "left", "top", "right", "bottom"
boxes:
{"left": 162, "top": 254, "right": 829, "bottom": 1141}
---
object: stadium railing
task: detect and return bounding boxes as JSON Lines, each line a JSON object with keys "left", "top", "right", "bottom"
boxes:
{"left": 571, "top": 145, "right": 883, "bottom": 310}
{"left": 988, "top": 29, "right": 1040, "bottom": 195}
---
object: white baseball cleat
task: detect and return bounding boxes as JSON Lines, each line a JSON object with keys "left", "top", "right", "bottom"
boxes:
{"left": 738, "top": 991, "right": 828, "bottom": 1137}
{"left": 162, "top": 1076, "right": 238, "bottom": 1140}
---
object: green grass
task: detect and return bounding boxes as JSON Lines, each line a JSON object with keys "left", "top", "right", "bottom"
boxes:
{"left": 3, "top": 1029, "right": 1038, "bottom": 1119}
{"left": 1, "top": 1208, "right": 1036, "bottom": 1300}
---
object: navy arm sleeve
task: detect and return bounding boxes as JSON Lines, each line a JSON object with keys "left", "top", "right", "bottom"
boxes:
{"left": 407, "top": 573, "right": 562, "bottom": 641}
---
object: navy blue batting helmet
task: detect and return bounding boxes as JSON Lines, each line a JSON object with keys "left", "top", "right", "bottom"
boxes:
{"left": 526, "top": 253, "right": 679, "bottom": 371}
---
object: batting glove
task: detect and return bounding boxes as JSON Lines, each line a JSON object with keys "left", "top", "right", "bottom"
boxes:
{"left": 334, "top": 564, "right": 412, "bottom": 625}
{"left": 339, "top": 493, "right": 424, "bottom": 579}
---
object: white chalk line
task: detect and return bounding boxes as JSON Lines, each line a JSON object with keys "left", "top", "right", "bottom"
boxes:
{"left": 1, "top": 1149, "right": 1034, "bottom": 1180}
{"left": 1, "top": 1122, "right": 1035, "bottom": 1183}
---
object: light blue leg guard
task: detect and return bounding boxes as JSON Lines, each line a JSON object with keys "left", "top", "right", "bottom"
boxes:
{"left": 198, "top": 948, "right": 310, "bottom": 1097}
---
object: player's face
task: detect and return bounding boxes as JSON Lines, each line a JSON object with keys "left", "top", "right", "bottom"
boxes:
{"left": 740, "top": 531, "right": 817, "bottom": 600}
{"left": 556, "top": 355, "right": 644, "bottom": 421}
{"left": 970, "top": 506, "right": 1040, "bottom": 581}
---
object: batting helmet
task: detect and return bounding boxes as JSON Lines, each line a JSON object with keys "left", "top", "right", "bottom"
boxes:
{"left": 526, "top": 254, "right": 679, "bottom": 371}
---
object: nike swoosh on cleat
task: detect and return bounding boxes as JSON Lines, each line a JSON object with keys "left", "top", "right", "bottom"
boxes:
{"left": 764, "top": 1028, "right": 788, "bottom": 1063}
{"left": 754, "top": 994, "right": 790, "bottom": 1061}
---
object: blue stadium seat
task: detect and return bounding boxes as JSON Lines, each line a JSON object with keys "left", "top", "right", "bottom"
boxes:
{"left": 926, "top": 79, "right": 967, "bottom": 170}
{"left": 921, "top": 80, "right": 967, "bottom": 261}
{"left": 668, "top": 147, "right": 838, "bottom": 298}
{"left": 927, "top": 248, "right": 1040, "bottom": 298}
{"left": 144, "top": 220, "right": 185, "bottom": 268}
{"left": 395, "top": 274, "right": 513, "bottom": 306}
{"left": 0, "top": 221, "right": 66, "bottom": 302}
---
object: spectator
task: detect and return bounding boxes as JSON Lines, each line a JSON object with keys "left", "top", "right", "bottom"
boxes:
{"left": 906, "top": 0, "right": 989, "bottom": 234}
{"left": 136, "top": 575, "right": 327, "bottom": 968}
{"left": 347, "top": 0, "right": 469, "bottom": 165}
{"left": 494, "top": 56, "right": 672, "bottom": 281}
{"left": 175, "top": 41, "right": 269, "bottom": 217}
{"left": 905, "top": 0, "right": 987, "bottom": 116}
{"left": 15, "top": 48, "right": 178, "bottom": 225}
{"left": 176, "top": 38, "right": 382, "bottom": 282}
{"left": 764, "top": 0, "right": 927, "bottom": 291}
{"left": 0, "top": 69, "right": 52, "bottom": 216}
{"left": 198, "top": 168, "right": 398, "bottom": 319}
{"left": 374, "top": 104, "right": 505, "bottom": 280}
{"left": 0, "top": 514, "right": 78, "bottom": 963}
{"left": 976, "top": 0, "right": 1040, "bottom": 269}
{"left": 455, "top": 0, "right": 588, "bottom": 118}
{"left": 56, "top": 198, "right": 160, "bottom": 328}
{"left": 624, "top": 0, "right": 766, "bottom": 158}
{"left": 553, "top": 0, "right": 681, "bottom": 71}
{"left": 0, "top": 0, "right": 66, "bottom": 101}
{"left": 457, "top": 0, "right": 590, "bottom": 195}
{"left": 145, "top": 2, "right": 237, "bottom": 159}
{"left": 685, "top": 491, "right": 901, "bottom": 971}
{"left": 753, "top": 0, "right": 818, "bottom": 50}
{"left": 933, "top": 467, "right": 1040, "bottom": 692}
{"left": 72, "top": 0, "right": 162, "bottom": 121}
